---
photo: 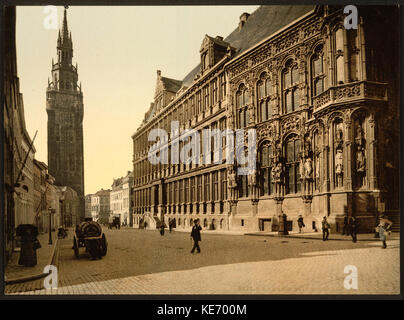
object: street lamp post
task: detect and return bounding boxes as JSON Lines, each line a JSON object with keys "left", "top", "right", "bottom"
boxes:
{"left": 48, "top": 207, "right": 56, "bottom": 244}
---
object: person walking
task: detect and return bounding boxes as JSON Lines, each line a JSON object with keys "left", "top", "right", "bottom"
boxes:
{"left": 297, "top": 215, "right": 305, "bottom": 233}
{"left": 322, "top": 216, "right": 330, "bottom": 241}
{"left": 190, "top": 219, "right": 202, "bottom": 254}
{"left": 160, "top": 223, "right": 165, "bottom": 236}
{"left": 378, "top": 215, "right": 393, "bottom": 249}
{"left": 349, "top": 216, "right": 359, "bottom": 243}
{"left": 342, "top": 215, "right": 348, "bottom": 235}
{"left": 169, "top": 218, "right": 173, "bottom": 233}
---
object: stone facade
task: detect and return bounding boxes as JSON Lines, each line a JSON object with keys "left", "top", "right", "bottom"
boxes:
{"left": 85, "top": 194, "right": 93, "bottom": 218}
{"left": 46, "top": 8, "right": 85, "bottom": 220}
{"left": 90, "top": 189, "right": 111, "bottom": 224}
{"left": 3, "top": 6, "right": 39, "bottom": 262}
{"left": 57, "top": 186, "right": 80, "bottom": 228}
{"left": 110, "top": 171, "right": 134, "bottom": 226}
{"left": 131, "top": 5, "right": 399, "bottom": 233}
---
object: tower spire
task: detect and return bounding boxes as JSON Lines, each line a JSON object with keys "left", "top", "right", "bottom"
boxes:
{"left": 61, "top": 6, "right": 69, "bottom": 42}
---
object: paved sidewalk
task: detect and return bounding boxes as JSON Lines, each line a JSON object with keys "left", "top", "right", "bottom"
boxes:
{"left": 246, "top": 231, "right": 400, "bottom": 241}
{"left": 4, "top": 231, "right": 59, "bottom": 293}
{"left": 14, "top": 239, "right": 400, "bottom": 295}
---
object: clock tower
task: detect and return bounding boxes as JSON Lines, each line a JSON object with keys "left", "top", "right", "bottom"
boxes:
{"left": 46, "top": 7, "right": 84, "bottom": 220}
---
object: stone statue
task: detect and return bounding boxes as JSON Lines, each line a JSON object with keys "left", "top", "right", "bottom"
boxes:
{"left": 228, "top": 168, "right": 237, "bottom": 189}
{"left": 271, "top": 162, "right": 283, "bottom": 183}
{"left": 356, "top": 146, "right": 366, "bottom": 173}
{"left": 248, "top": 168, "right": 257, "bottom": 186}
{"left": 304, "top": 158, "right": 313, "bottom": 179}
{"left": 335, "top": 149, "right": 343, "bottom": 187}
{"left": 335, "top": 149, "right": 343, "bottom": 175}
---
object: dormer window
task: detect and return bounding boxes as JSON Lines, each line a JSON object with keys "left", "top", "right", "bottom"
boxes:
{"left": 202, "top": 52, "right": 209, "bottom": 71}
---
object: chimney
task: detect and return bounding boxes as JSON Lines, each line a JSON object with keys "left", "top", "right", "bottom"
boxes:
{"left": 239, "top": 12, "right": 250, "bottom": 31}
{"left": 157, "top": 70, "right": 161, "bottom": 77}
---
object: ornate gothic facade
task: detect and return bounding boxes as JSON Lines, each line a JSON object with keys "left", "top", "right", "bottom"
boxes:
{"left": 46, "top": 8, "right": 85, "bottom": 219}
{"left": 132, "top": 5, "right": 399, "bottom": 233}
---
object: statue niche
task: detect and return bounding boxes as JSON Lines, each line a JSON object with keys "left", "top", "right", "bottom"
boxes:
{"left": 354, "top": 123, "right": 366, "bottom": 187}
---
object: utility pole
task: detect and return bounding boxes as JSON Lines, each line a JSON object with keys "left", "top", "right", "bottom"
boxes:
{"left": 48, "top": 207, "right": 53, "bottom": 244}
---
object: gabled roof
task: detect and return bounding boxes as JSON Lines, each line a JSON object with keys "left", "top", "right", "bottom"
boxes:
{"left": 182, "top": 5, "right": 315, "bottom": 88}
{"left": 161, "top": 76, "right": 182, "bottom": 93}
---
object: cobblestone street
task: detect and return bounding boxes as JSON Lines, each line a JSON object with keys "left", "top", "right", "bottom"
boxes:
{"left": 7, "top": 228, "right": 400, "bottom": 295}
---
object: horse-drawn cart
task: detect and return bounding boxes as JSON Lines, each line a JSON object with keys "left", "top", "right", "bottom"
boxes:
{"left": 73, "top": 221, "right": 107, "bottom": 260}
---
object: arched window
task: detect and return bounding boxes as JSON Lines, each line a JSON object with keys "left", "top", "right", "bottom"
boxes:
{"left": 257, "top": 73, "right": 272, "bottom": 122}
{"left": 283, "top": 61, "right": 300, "bottom": 113}
{"left": 285, "top": 136, "right": 301, "bottom": 194}
{"left": 237, "top": 147, "right": 249, "bottom": 198}
{"left": 311, "top": 45, "right": 326, "bottom": 97}
{"left": 236, "top": 84, "right": 249, "bottom": 128}
{"left": 259, "top": 142, "right": 273, "bottom": 196}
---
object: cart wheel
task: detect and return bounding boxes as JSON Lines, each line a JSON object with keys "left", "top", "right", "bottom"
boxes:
{"left": 73, "top": 236, "right": 79, "bottom": 259}
{"left": 101, "top": 234, "right": 107, "bottom": 256}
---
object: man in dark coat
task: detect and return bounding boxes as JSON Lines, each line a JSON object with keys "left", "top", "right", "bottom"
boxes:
{"left": 349, "top": 216, "right": 359, "bottom": 243}
{"left": 190, "top": 219, "right": 202, "bottom": 254}
{"left": 322, "top": 216, "right": 330, "bottom": 241}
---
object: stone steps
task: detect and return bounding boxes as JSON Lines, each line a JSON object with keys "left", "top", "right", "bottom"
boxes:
{"left": 386, "top": 211, "right": 400, "bottom": 232}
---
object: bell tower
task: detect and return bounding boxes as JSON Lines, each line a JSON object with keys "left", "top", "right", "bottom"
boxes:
{"left": 46, "top": 7, "right": 84, "bottom": 220}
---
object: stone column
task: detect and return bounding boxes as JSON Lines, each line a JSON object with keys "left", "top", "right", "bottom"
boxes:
{"left": 368, "top": 113, "right": 378, "bottom": 190}
{"left": 344, "top": 120, "right": 353, "bottom": 190}
{"left": 358, "top": 17, "right": 367, "bottom": 81}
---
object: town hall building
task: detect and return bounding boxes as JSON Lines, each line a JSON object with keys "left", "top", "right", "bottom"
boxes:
{"left": 132, "top": 5, "right": 399, "bottom": 233}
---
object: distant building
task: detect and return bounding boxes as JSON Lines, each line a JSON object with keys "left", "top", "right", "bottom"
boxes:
{"left": 33, "top": 159, "right": 48, "bottom": 232}
{"left": 85, "top": 194, "right": 93, "bottom": 218}
{"left": 110, "top": 171, "right": 134, "bottom": 226}
{"left": 91, "top": 189, "right": 111, "bottom": 224}
{"left": 57, "top": 186, "right": 80, "bottom": 227}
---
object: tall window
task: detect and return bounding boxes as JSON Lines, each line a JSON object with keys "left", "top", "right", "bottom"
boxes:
{"left": 312, "top": 45, "right": 325, "bottom": 97}
{"left": 204, "top": 85, "right": 210, "bottom": 111}
{"left": 184, "top": 179, "right": 189, "bottom": 203}
{"left": 259, "top": 142, "right": 273, "bottom": 196}
{"left": 257, "top": 73, "right": 272, "bottom": 122}
{"left": 285, "top": 137, "right": 301, "bottom": 194}
{"left": 212, "top": 79, "right": 218, "bottom": 105}
{"left": 190, "top": 96, "right": 195, "bottom": 118}
{"left": 197, "top": 90, "right": 202, "bottom": 114}
{"left": 197, "top": 176, "right": 202, "bottom": 202}
{"left": 221, "top": 170, "right": 227, "bottom": 200}
{"left": 220, "top": 73, "right": 226, "bottom": 101}
{"left": 190, "top": 177, "right": 195, "bottom": 203}
{"left": 335, "top": 27, "right": 345, "bottom": 84}
{"left": 236, "top": 84, "right": 249, "bottom": 128}
{"left": 237, "top": 147, "right": 249, "bottom": 198}
{"left": 212, "top": 171, "right": 219, "bottom": 201}
{"left": 283, "top": 61, "right": 300, "bottom": 114}
{"left": 204, "top": 174, "right": 210, "bottom": 201}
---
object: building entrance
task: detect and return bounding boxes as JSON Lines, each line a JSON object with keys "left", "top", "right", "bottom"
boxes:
{"left": 259, "top": 219, "right": 272, "bottom": 231}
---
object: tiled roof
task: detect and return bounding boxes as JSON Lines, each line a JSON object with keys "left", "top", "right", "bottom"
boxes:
{"left": 182, "top": 5, "right": 315, "bottom": 87}
{"left": 161, "top": 76, "right": 183, "bottom": 93}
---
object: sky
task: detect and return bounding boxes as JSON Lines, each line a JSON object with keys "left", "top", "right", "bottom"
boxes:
{"left": 16, "top": 5, "right": 259, "bottom": 195}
